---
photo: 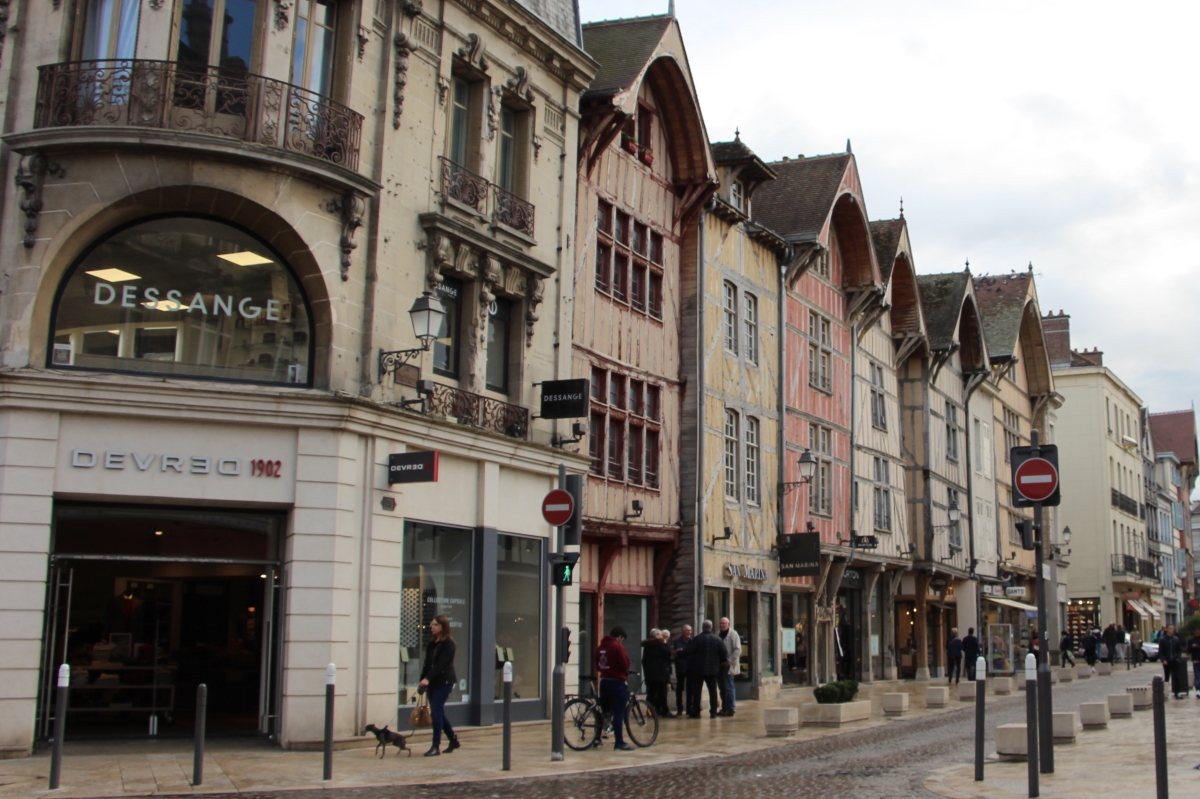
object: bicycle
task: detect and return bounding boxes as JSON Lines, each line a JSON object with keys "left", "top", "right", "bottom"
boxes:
{"left": 564, "top": 672, "right": 658, "bottom": 750}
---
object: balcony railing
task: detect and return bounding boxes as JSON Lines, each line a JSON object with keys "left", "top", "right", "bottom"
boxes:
{"left": 34, "top": 60, "right": 363, "bottom": 171}
{"left": 1137, "top": 558, "right": 1160, "bottom": 580}
{"left": 440, "top": 157, "right": 536, "bottom": 237}
{"left": 425, "top": 382, "right": 529, "bottom": 440}
{"left": 1111, "top": 553, "right": 1138, "bottom": 575}
{"left": 1110, "top": 488, "right": 1139, "bottom": 517}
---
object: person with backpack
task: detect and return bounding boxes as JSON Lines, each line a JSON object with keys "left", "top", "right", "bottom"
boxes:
{"left": 962, "top": 627, "right": 981, "bottom": 680}
{"left": 1059, "top": 630, "right": 1076, "bottom": 667}
{"left": 947, "top": 628, "right": 963, "bottom": 684}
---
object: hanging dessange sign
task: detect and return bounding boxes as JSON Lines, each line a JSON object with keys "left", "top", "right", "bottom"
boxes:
{"left": 388, "top": 451, "right": 439, "bottom": 485}
{"left": 778, "top": 532, "right": 821, "bottom": 577}
{"left": 539, "top": 379, "right": 590, "bottom": 419}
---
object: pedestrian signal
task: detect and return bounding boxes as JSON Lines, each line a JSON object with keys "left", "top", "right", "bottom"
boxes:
{"left": 1016, "top": 520, "right": 1037, "bottom": 551}
{"left": 548, "top": 552, "right": 581, "bottom": 587}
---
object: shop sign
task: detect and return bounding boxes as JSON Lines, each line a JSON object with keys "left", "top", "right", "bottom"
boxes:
{"left": 70, "top": 450, "right": 268, "bottom": 477}
{"left": 1005, "top": 586, "right": 1027, "bottom": 598}
{"left": 981, "top": 584, "right": 1001, "bottom": 597}
{"left": 782, "top": 628, "right": 797, "bottom": 654}
{"left": 725, "top": 563, "right": 768, "bottom": 581}
{"left": 539, "top": 379, "right": 590, "bottom": 419}
{"left": 387, "top": 451, "right": 439, "bottom": 484}
{"left": 778, "top": 531, "right": 821, "bottom": 577}
{"left": 840, "top": 568, "right": 863, "bottom": 590}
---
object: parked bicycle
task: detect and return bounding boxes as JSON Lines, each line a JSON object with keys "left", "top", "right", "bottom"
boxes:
{"left": 564, "top": 671, "right": 658, "bottom": 750}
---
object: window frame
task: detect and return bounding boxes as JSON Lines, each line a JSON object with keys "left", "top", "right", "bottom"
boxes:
{"left": 724, "top": 409, "right": 740, "bottom": 501}
{"left": 869, "top": 361, "right": 887, "bottom": 430}
{"left": 723, "top": 282, "right": 738, "bottom": 354}
{"left": 945, "top": 402, "right": 960, "bottom": 462}
{"left": 807, "top": 310, "right": 832, "bottom": 392}
{"left": 588, "top": 365, "right": 662, "bottom": 490}
{"left": 809, "top": 423, "right": 833, "bottom": 516}
{"left": 743, "top": 292, "right": 758, "bottom": 365}
{"left": 873, "top": 456, "right": 892, "bottom": 532}
{"left": 745, "top": 416, "right": 760, "bottom": 505}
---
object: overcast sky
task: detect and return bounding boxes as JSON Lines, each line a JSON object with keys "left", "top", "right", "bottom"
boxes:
{"left": 579, "top": 0, "right": 1200, "bottom": 432}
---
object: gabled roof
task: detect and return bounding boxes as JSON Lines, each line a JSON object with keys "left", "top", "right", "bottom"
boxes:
{"left": 582, "top": 16, "right": 673, "bottom": 98}
{"left": 917, "top": 272, "right": 972, "bottom": 351}
{"left": 973, "top": 272, "right": 1032, "bottom": 361}
{"left": 752, "top": 154, "right": 853, "bottom": 241}
{"left": 711, "top": 135, "right": 777, "bottom": 185}
{"left": 1149, "top": 410, "right": 1197, "bottom": 467}
{"left": 870, "top": 219, "right": 905, "bottom": 282}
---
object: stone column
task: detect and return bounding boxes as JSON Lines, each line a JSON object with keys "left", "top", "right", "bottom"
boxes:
{"left": 915, "top": 573, "right": 932, "bottom": 681}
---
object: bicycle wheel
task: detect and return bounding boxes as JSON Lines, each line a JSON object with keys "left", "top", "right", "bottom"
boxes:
{"left": 563, "top": 697, "right": 601, "bottom": 751}
{"left": 624, "top": 697, "right": 659, "bottom": 747}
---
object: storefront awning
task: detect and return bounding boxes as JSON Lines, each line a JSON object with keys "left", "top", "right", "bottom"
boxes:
{"left": 1125, "top": 600, "right": 1149, "bottom": 619}
{"left": 1137, "top": 599, "right": 1161, "bottom": 619}
{"left": 985, "top": 597, "right": 1038, "bottom": 613}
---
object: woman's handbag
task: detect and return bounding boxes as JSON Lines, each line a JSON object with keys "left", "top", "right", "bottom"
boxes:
{"left": 409, "top": 692, "right": 432, "bottom": 728}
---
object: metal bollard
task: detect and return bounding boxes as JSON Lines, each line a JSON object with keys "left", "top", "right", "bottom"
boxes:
{"left": 974, "top": 655, "right": 986, "bottom": 782}
{"left": 502, "top": 661, "right": 513, "bottom": 771}
{"left": 1152, "top": 676, "right": 1168, "bottom": 799}
{"left": 193, "top": 684, "right": 207, "bottom": 786}
{"left": 323, "top": 663, "right": 335, "bottom": 781}
{"left": 49, "top": 665, "right": 69, "bottom": 790}
{"left": 1025, "top": 653, "right": 1039, "bottom": 798}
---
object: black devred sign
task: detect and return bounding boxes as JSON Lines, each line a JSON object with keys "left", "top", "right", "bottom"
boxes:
{"left": 388, "top": 451, "right": 439, "bottom": 485}
{"left": 778, "top": 532, "right": 822, "bottom": 577}
{"left": 540, "top": 379, "right": 590, "bottom": 419}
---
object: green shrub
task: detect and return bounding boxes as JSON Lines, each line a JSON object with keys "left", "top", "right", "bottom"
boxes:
{"left": 814, "top": 679, "right": 860, "bottom": 704}
{"left": 1181, "top": 613, "right": 1200, "bottom": 639}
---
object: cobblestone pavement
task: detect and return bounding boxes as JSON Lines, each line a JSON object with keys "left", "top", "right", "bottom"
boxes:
{"left": 186, "top": 667, "right": 1161, "bottom": 799}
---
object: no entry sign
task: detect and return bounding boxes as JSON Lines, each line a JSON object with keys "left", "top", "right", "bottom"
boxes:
{"left": 1010, "top": 444, "right": 1061, "bottom": 507}
{"left": 542, "top": 489, "right": 575, "bottom": 526}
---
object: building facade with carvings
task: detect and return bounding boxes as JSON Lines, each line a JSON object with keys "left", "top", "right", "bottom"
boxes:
{"left": 0, "top": 0, "right": 596, "bottom": 755}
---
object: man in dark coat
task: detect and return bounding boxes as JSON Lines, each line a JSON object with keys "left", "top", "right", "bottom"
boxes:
{"left": 1082, "top": 628, "right": 1099, "bottom": 669}
{"left": 640, "top": 629, "right": 673, "bottom": 717}
{"left": 1187, "top": 627, "right": 1200, "bottom": 699}
{"left": 1102, "top": 623, "right": 1119, "bottom": 664}
{"left": 684, "top": 620, "right": 723, "bottom": 718}
{"left": 671, "top": 624, "right": 693, "bottom": 716}
{"left": 962, "top": 627, "right": 981, "bottom": 680}
{"left": 1158, "top": 624, "right": 1186, "bottom": 699}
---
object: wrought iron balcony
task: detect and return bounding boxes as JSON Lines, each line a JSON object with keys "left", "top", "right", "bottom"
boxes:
{"left": 493, "top": 184, "right": 535, "bottom": 236}
{"left": 34, "top": 60, "right": 363, "bottom": 171}
{"left": 1137, "top": 558, "right": 1160, "bottom": 580}
{"left": 1110, "top": 488, "right": 1139, "bottom": 517}
{"left": 439, "top": 157, "right": 536, "bottom": 237}
{"left": 1111, "top": 553, "right": 1138, "bottom": 575}
{"left": 425, "top": 382, "right": 529, "bottom": 440}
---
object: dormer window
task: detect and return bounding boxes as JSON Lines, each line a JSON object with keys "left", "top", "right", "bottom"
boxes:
{"left": 730, "top": 180, "right": 744, "bottom": 211}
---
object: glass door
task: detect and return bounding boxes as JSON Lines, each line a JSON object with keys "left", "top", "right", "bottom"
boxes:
{"left": 81, "top": 0, "right": 141, "bottom": 60}
{"left": 174, "top": 0, "right": 262, "bottom": 130}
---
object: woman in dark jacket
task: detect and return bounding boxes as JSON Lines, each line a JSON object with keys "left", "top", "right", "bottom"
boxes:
{"left": 419, "top": 615, "right": 460, "bottom": 756}
{"left": 641, "top": 629, "right": 673, "bottom": 717}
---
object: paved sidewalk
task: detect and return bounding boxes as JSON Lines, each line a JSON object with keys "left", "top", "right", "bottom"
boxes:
{"left": 1, "top": 679, "right": 998, "bottom": 798}
{"left": 926, "top": 677, "right": 1200, "bottom": 799}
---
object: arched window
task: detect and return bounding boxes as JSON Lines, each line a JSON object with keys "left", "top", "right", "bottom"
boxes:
{"left": 51, "top": 216, "right": 312, "bottom": 385}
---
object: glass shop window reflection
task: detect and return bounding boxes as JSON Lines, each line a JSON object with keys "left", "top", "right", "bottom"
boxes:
{"left": 493, "top": 534, "right": 543, "bottom": 700}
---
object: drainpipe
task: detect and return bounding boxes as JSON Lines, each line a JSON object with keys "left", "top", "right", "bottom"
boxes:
{"left": 777, "top": 256, "right": 790, "bottom": 548}
{"left": 963, "top": 375, "right": 986, "bottom": 641}
{"left": 849, "top": 318, "right": 857, "bottom": 567}
{"left": 695, "top": 205, "right": 706, "bottom": 630}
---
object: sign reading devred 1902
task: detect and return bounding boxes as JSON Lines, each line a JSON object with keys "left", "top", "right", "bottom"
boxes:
{"left": 388, "top": 451, "right": 439, "bottom": 485}
{"left": 1010, "top": 444, "right": 1060, "bottom": 507}
{"left": 539, "top": 379, "right": 590, "bottom": 420}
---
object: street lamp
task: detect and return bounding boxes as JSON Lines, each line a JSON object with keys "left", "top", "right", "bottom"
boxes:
{"left": 948, "top": 498, "right": 961, "bottom": 524}
{"left": 379, "top": 291, "right": 448, "bottom": 379}
{"left": 1062, "top": 526, "right": 1072, "bottom": 545}
{"left": 781, "top": 449, "right": 818, "bottom": 494}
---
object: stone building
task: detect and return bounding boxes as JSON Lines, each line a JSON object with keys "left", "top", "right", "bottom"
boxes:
{"left": 0, "top": 0, "right": 596, "bottom": 754}
{"left": 1147, "top": 409, "right": 1198, "bottom": 620}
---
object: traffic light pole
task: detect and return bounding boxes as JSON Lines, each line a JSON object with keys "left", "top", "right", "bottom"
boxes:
{"left": 1031, "top": 431, "right": 1054, "bottom": 774}
{"left": 551, "top": 463, "right": 566, "bottom": 762}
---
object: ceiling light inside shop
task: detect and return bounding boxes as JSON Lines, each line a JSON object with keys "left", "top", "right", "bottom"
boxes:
{"left": 143, "top": 300, "right": 188, "bottom": 311}
{"left": 154, "top": 530, "right": 163, "bottom": 536}
{"left": 86, "top": 267, "right": 141, "bottom": 282}
{"left": 218, "top": 251, "right": 273, "bottom": 266}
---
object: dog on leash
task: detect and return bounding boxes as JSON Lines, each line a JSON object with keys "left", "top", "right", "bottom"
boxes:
{"left": 364, "top": 724, "right": 411, "bottom": 757}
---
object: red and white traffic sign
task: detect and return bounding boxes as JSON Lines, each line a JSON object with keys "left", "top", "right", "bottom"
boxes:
{"left": 1014, "top": 457, "right": 1058, "bottom": 503}
{"left": 542, "top": 489, "right": 575, "bottom": 526}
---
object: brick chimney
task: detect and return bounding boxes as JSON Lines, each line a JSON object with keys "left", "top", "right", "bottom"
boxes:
{"left": 1042, "top": 310, "right": 1072, "bottom": 368}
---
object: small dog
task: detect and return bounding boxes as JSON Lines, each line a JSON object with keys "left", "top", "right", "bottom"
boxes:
{"left": 364, "top": 724, "right": 411, "bottom": 758}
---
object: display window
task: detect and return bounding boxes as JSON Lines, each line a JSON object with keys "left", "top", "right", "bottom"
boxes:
{"left": 50, "top": 216, "right": 313, "bottom": 385}
{"left": 493, "top": 534, "right": 542, "bottom": 700}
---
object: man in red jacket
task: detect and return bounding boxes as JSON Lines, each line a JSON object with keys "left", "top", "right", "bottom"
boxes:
{"left": 596, "top": 626, "right": 635, "bottom": 751}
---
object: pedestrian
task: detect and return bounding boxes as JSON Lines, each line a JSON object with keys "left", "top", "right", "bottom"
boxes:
{"left": 1115, "top": 625, "right": 1127, "bottom": 663}
{"left": 1102, "top": 623, "right": 1118, "bottom": 664}
{"left": 1157, "top": 624, "right": 1186, "bottom": 699}
{"left": 596, "top": 626, "right": 635, "bottom": 750}
{"left": 684, "top": 620, "right": 723, "bottom": 718}
{"left": 947, "top": 628, "right": 963, "bottom": 684}
{"left": 418, "top": 615, "right": 461, "bottom": 757}
{"left": 1059, "top": 630, "right": 1076, "bottom": 668}
{"left": 1187, "top": 627, "right": 1200, "bottom": 699}
{"left": 1082, "top": 628, "right": 1099, "bottom": 670}
{"left": 672, "top": 624, "right": 692, "bottom": 716}
{"left": 1129, "top": 627, "right": 1142, "bottom": 665}
{"left": 717, "top": 617, "right": 742, "bottom": 716}
{"left": 962, "top": 627, "right": 981, "bottom": 680}
{"left": 641, "top": 628, "right": 673, "bottom": 718}
{"left": 1028, "top": 628, "right": 1040, "bottom": 662}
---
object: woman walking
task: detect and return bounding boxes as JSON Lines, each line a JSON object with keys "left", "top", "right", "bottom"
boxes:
{"left": 419, "top": 615, "right": 461, "bottom": 756}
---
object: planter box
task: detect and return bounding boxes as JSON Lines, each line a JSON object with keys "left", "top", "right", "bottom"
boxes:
{"left": 1079, "top": 702, "right": 1109, "bottom": 728}
{"left": 1126, "top": 686, "right": 1151, "bottom": 710}
{"left": 925, "top": 686, "right": 950, "bottom": 707}
{"left": 1076, "top": 665, "right": 1092, "bottom": 679}
{"left": 1052, "top": 711, "right": 1081, "bottom": 743}
{"left": 958, "top": 681, "right": 977, "bottom": 701}
{"left": 1107, "top": 693, "right": 1133, "bottom": 717}
{"left": 1096, "top": 662, "right": 1112, "bottom": 676}
{"left": 996, "top": 723, "right": 1028, "bottom": 760}
{"left": 882, "top": 692, "right": 909, "bottom": 716}
{"left": 1057, "top": 667, "right": 1074, "bottom": 683}
{"left": 801, "top": 700, "right": 872, "bottom": 727}
{"left": 763, "top": 707, "right": 799, "bottom": 737}
{"left": 992, "top": 676, "right": 1014, "bottom": 695}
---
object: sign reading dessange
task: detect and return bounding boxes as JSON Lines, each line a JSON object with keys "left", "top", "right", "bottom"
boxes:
{"left": 539, "top": 379, "right": 589, "bottom": 420}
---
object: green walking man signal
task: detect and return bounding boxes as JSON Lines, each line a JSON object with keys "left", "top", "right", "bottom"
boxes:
{"left": 548, "top": 552, "right": 580, "bottom": 587}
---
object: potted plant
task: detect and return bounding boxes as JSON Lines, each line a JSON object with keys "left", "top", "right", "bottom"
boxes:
{"left": 621, "top": 134, "right": 638, "bottom": 154}
{"left": 639, "top": 145, "right": 654, "bottom": 166}
{"left": 801, "top": 680, "right": 870, "bottom": 726}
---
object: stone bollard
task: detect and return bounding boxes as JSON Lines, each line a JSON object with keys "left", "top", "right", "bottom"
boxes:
{"left": 925, "top": 686, "right": 950, "bottom": 708}
{"left": 1052, "top": 711, "right": 1081, "bottom": 743}
{"left": 958, "top": 681, "right": 977, "bottom": 701}
{"left": 1126, "top": 685, "right": 1151, "bottom": 710}
{"left": 881, "top": 692, "right": 909, "bottom": 716}
{"left": 1079, "top": 702, "right": 1109, "bottom": 729}
{"left": 1107, "top": 693, "right": 1134, "bottom": 717}
{"left": 1096, "top": 662, "right": 1112, "bottom": 676}
{"left": 996, "top": 723, "right": 1028, "bottom": 760}
{"left": 992, "top": 676, "right": 1014, "bottom": 695}
{"left": 1057, "top": 666, "right": 1074, "bottom": 683}
{"left": 763, "top": 707, "right": 799, "bottom": 737}
{"left": 1076, "top": 664, "right": 1092, "bottom": 679}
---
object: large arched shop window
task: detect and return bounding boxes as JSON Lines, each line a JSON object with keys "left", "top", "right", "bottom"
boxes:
{"left": 50, "top": 216, "right": 313, "bottom": 385}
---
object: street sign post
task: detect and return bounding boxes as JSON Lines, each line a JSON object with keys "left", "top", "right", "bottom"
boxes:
{"left": 544, "top": 476, "right": 577, "bottom": 763}
{"left": 542, "top": 489, "right": 575, "bottom": 527}
{"left": 1010, "top": 444, "right": 1060, "bottom": 507}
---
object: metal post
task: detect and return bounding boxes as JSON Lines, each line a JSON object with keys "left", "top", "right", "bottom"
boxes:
{"left": 1030, "top": 431, "right": 1054, "bottom": 775}
{"left": 502, "top": 661, "right": 513, "bottom": 771}
{"left": 323, "top": 663, "right": 335, "bottom": 781}
{"left": 551, "top": 463, "right": 566, "bottom": 761}
{"left": 1152, "top": 676, "right": 1168, "bottom": 799}
{"left": 974, "top": 655, "right": 986, "bottom": 782}
{"left": 1025, "top": 653, "right": 1039, "bottom": 798}
{"left": 49, "top": 665, "right": 69, "bottom": 790}
{"left": 192, "top": 684, "right": 207, "bottom": 786}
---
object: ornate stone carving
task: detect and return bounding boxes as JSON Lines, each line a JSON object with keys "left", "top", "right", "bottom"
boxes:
{"left": 465, "top": 255, "right": 501, "bottom": 392}
{"left": 393, "top": 32, "right": 412, "bottom": 129}
{"left": 453, "top": 241, "right": 475, "bottom": 275}
{"left": 427, "top": 234, "right": 451, "bottom": 290}
{"left": 506, "top": 66, "right": 534, "bottom": 102}
{"left": 357, "top": 25, "right": 369, "bottom": 60}
{"left": 273, "top": 0, "right": 291, "bottom": 32}
{"left": 525, "top": 276, "right": 544, "bottom": 347}
{"left": 401, "top": 0, "right": 423, "bottom": 16}
{"left": 148, "top": 0, "right": 164, "bottom": 9}
{"left": 486, "top": 86, "right": 501, "bottom": 141}
{"left": 532, "top": 133, "right": 543, "bottom": 164}
{"left": 437, "top": 75, "right": 450, "bottom": 106}
{"left": 14, "top": 153, "right": 64, "bottom": 249}
{"left": 457, "top": 33, "right": 486, "bottom": 71}
{"left": 324, "top": 194, "right": 364, "bottom": 281}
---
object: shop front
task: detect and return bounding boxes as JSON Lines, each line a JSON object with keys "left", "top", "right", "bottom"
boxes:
{"left": 780, "top": 591, "right": 812, "bottom": 686}
{"left": 701, "top": 558, "right": 780, "bottom": 700}
{"left": 981, "top": 590, "right": 1038, "bottom": 674}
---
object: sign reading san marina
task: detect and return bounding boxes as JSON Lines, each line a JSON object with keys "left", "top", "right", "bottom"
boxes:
{"left": 539, "top": 379, "right": 590, "bottom": 420}
{"left": 778, "top": 531, "right": 821, "bottom": 577}
{"left": 725, "top": 563, "right": 768, "bottom": 581}
{"left": 387, "top": 451, "right": 439, "bottom": 485}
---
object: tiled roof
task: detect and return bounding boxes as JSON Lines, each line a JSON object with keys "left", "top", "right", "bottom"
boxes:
{"left": 973, "top": 272, "right": 1032, "bottom": 361}
{"left": 711, "top": 135, "right": 777, "bottom": 184}
{"left": 514, "top": 0, "right": 581, "bottom": 47}
{"left": 751, "top": 154, "right": 852, "bottom": 240}
{"left": 1149, "top": 410, "right": 1197, "bottom": 466}
{"left": 917, "top": 271, "right": 971, "bottom": 351}
{"left": 581, "top": 16, "right": 672, "bottom": 97}
{"left": 870, "top": 219, "right": 905, "bottom": 282}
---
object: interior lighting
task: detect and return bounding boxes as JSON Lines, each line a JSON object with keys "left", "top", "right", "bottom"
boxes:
{"left": 143, "top": 299, "right": 188, "bottom": 311}
{"left": 86, "top": 268, "right": 141, "bottom": 282}
{"left": 218, "top": 251, "right": 274, "bottom": 266}
{"left": 154, "top": 530, "right": 163, "bottom": 536}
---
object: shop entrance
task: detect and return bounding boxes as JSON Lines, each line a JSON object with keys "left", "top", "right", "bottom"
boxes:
{"left": 834, "top": 588, "right": 861, "bottom": 681}
{"left": 40, "top": 504, "right": 283, "bottom": 740}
